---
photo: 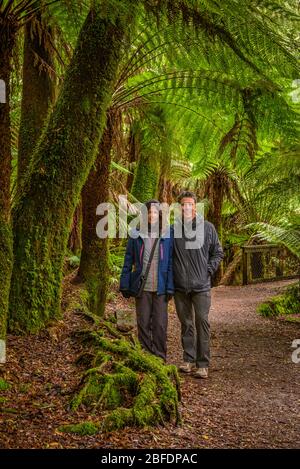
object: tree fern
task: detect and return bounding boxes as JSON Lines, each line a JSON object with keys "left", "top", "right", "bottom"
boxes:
{"left": 245, "top": 222, "right": 300, "bottom": 258}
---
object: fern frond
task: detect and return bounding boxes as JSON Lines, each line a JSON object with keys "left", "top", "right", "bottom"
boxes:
{"left": 245, "top": 222, "right": 300, "bottom": 258}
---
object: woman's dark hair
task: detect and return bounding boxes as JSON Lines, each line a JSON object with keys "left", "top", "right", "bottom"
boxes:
{"left": 143, "top": 199, "right": 162, "bottom": 234}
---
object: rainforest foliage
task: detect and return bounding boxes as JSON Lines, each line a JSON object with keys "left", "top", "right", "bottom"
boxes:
{"left": 0, "top": 0, "right": 299, "bottom": 428}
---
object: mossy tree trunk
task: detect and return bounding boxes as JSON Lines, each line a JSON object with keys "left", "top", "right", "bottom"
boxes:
{"left": 18, "top": 15, "right": 56, "bottom": 190}
{"left": 131, "top": 151, "right": 159, "bottom": 203}
{"left": 9, "top": 6, "right": 128, "bottom": 333}
{"left": 78, "top": 116, "right": 113, "bottom": 316}
{"left": 0, "top": 42, "right": 14, "bottom": 362}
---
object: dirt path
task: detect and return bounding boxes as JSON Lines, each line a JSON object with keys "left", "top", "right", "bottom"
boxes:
{"left": 1, "top": 278, "right": 299, "bottom": 449}
{"left": 165, "top": 279, "right": 300, "bottom": 448}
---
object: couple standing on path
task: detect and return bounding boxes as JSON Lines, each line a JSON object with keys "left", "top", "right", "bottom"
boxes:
{"left": 120, "top": 191, "right": 224, "bottom": 379}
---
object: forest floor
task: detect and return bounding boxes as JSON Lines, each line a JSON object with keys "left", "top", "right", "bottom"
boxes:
{"left": 1, "top": 276, "right": 299, "bottom": 449}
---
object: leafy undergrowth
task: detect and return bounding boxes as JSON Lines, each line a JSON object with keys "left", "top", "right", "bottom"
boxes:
{"left": 58, "top": 292, "right": 181, "bottom": 435}
{"left": 257, "top": 282, "right": 300, "bottom": 322}
{"left": 0, "top": 378, "right": 11, "bottom": 392}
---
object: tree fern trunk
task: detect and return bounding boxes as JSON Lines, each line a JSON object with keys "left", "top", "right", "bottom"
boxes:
{"left": 9, "top": 6, "right": 127, "bottom": 333}
{"left": 18, "top": 15, "right": 56, "bottom": 190}
{"left": 158, "top": 160, "right": 173, "bottom": 205}
{"left": 131, "top": 152, "right": 159, "bottom": 202}
{"left": 219, "top": 249, "right": 242, "bottom": 286}
{"left": 126, "top": 126, "right": 140, "bottom": 192}
{"left": 0, "top": 48, "right": 13, "bottom": 362}
{"left": 68, "top": 200, "right": 82, "bottom": 256}
{"left": 78, "top": 119, "right": 113, "bottom": 317}
{"left": 206, "top": 175, "right": 224, "bottom": 285}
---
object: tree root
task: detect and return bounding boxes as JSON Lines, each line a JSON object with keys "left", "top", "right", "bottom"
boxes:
{"left": 64, "top": 309, "right": 181, "bottom": 434}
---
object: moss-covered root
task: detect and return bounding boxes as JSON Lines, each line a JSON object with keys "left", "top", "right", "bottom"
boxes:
{"left": 58, "top": 421, "right": 100, "bottom": 436}
{"left": 101, "top": 373, "right": 162, "bottom": 432}
{"left": 71, "top": 361, "right": 138, "bottom": 412}
{"left": 68, "top": 322, "right": 182, "bottom": 433}
{"left": 59, "top": 372, "right": 167, "bottom": 435}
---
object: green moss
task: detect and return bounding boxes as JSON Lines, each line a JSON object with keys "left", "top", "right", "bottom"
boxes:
{"left": 74, "top": 293, "right": 102, "bottom": 326}
{"left": 102, "top": 408, "right": 134, "bottom": 432}
{"left": 101, "top": 383, "right": 122, "bottom": 409}
{"left": 9, "top": 230, "right": 64, "bottom": 333}
{"left": 70, "top": 371, "right": 102, "bottom": 411}
{"left": 58, "top": 421, "right": 99, "bottom": 436}
{"left": 67, "top": 255, "right": 80, "bottom": 268}
{"left": 0, "top": 218, "right": 13, "bottom": 341}
{"left": 94, "top": 351, "right": 112, "bottom": 367}
{"left": 69, "top": 312, "right": 181, "bottom": 433}
{"left": 0, "top": 378, "right": 11, "bottom": 391}
{"left": 19, "top": 383, "right": 31, "bottom": 394}
{"left": 81, "top": 96, "right": 92, "bottom": 114}
{"left": 257, "top": 283, "right": 300, "bottom": 318}
{"left": 71, "top": 361, "right": 138, "bottom": 411}
{"left": 132, "top": 374, "right": 159, "bottom": 425}
{"left": 79, "top": 237, "right": 110, "bottom": 317}
{"left": 102, "top": 321, "right": 123, "bottom": 338}
{"left": 79, "top": 289, "right": 90, "bottom": 304}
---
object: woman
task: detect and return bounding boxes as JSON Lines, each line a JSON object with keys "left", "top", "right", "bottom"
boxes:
{"left": 119, "top": 199, "right": 174, "bottom": 361}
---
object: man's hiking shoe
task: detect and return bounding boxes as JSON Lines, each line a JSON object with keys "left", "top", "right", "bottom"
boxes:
{"left": 178, "top": 362, "right": 196, "bottom": 373}
{"left": 193, "top": 367, "right": 208, "bottom": 379}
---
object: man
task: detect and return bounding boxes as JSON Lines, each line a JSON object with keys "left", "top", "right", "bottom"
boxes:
{"left": 173, "top": 191, "right": 224, "bottom": 379}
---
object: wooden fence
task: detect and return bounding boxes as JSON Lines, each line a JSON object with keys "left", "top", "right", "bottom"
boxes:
{"left": 241, "top": 244, "right": 299, "bottom": 285}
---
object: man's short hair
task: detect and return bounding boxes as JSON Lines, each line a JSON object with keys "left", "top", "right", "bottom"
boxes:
{"left": 177, "top": 190, "right": 197, "bottom": 204}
